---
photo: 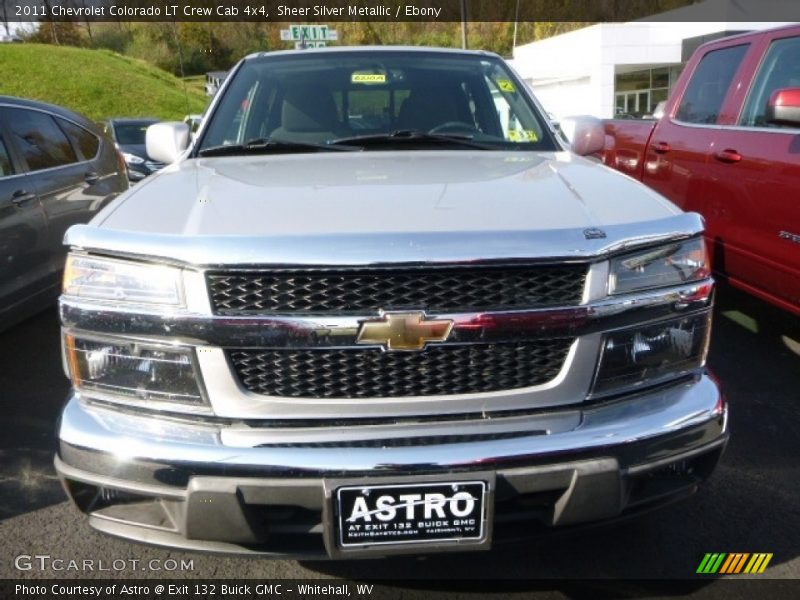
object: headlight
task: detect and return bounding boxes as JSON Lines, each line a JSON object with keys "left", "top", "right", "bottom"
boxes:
{"left": 121, "top": 152, "right": 145, "bottom": 165}
{"left": 591, "top": 312, "right": 712, "bottom": 398}
{"left": 609, "top": 238, "right": 710, "bottom": 295}
{"left": 64, "top": 334, "right": 208, "bottom": 413}
{"left": 63, "top": 255, "right": 183, "bottom": 306}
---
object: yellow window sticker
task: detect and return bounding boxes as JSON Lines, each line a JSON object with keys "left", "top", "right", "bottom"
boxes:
{"left": 352, "top": 73, "right": 386, "bottom": 84}
{"left": 496, "top": 79, "right": 516, "bottom": 93}
{"left": 508, "top": 129, "right": 539, "bottom": 142}
{"left": 523, "top": 130, "right": 538, "bottom": 141}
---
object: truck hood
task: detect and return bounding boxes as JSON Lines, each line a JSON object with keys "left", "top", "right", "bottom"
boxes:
{"left": 72, "top": 151, "right": 698, "bottom": 266}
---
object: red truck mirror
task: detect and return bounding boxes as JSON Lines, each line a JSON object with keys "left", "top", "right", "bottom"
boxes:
{"left": 766, "top": 88, "right": 800, "bottom": 126}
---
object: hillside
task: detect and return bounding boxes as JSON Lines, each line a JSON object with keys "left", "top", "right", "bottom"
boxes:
{"left": 0, "top": 44, "right": 208, "bottom": 121}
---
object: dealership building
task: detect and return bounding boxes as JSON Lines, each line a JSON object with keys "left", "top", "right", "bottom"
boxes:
{"left": 510, "top": 2, "right": 796, "bottom": 119}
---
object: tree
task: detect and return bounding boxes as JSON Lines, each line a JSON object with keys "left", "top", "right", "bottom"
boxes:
{"left": 0, "top": 0, "right": 12, "bottom": 38}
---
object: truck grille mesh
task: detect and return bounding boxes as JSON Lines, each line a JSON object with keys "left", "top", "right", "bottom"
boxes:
{"left": 228, "top": 340, "right": 574, "bottom": 399}
{"left": 207, "top": 265, "right": 587, "bottom": 315}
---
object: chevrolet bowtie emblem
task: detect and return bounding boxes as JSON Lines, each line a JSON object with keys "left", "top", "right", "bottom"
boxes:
{"left": 356, "top": 311, "right": 454, "bottom": 351}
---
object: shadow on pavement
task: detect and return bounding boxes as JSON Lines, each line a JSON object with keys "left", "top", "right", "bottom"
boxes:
{"left": 0, "top": 307, "right": 68, "bottom": 521}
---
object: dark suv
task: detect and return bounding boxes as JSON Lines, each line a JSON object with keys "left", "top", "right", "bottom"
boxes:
{"left": 0, "top": 96, "right": 128, "bottom": 330}
{"left": 104, "top": 118, "right": 165, "bottom": 182}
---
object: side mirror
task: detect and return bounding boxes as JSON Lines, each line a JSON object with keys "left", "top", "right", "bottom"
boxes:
{"left": 766, "top": 88, "right": 800, "bottom": 126}
{"left": 559, "top": 115, "right": 605, "bottom": 156}
{"left": 146, "top": 122, "right": 190, "bottom": 164}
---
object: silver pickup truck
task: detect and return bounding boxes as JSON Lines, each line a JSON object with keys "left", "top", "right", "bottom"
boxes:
{"left": 55, "top": 47, "right": 726, "bottom": 559}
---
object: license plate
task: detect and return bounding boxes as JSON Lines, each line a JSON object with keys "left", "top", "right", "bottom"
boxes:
{"left": 336, "top": 481, "right": 487, "bottom": 548}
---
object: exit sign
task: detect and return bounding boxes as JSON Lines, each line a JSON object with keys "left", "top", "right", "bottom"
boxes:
{"left": 280, "top": 25, "right": 339, "bottom": 42}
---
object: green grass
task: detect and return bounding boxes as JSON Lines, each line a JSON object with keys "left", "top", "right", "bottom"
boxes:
{"left": 0, "top": 44, "right": 209, "bottom": 121}
{"left": 182, "top": 75, "right": 207, "bottom": 97}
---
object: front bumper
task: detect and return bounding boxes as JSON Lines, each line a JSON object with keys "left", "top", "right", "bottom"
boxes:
{"left": 56, "top": 375, "right": 727, "bottom": 558}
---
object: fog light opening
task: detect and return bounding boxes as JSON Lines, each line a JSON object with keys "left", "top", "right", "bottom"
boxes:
{"left": 591, "top": 312, "right": 712, "bottom": 398}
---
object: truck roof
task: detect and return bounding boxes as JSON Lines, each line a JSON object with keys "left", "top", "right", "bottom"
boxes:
{"left": 695, "top": 22, "right": 800, "bottom": 51}
{"left": 245, "top": 46, "right": 502, "bottom": 61}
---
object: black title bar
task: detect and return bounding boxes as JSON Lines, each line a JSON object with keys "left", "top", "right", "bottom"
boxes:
{"left": 4, "top": 579, "right": 800, "bottom": 600}
{"left": 4, "top": 0, "right": 800, "bottom": 23}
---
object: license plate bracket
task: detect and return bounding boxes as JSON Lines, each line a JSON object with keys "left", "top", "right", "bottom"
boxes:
{"left": 323, "top": 473, "right": 494, "bottom": 558}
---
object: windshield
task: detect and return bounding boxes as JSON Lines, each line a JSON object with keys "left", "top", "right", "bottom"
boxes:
{"left": 112, "top": 121, "right": 157, "bottom": 145}
{"left": 197, "top": 51, "right": 558, "bottom": 153}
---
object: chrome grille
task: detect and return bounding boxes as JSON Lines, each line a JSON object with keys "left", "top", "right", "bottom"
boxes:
{"left": 207, "top": 265, "right": 587, "bottom": 315}
{"left": 228, "top": 340, "right": 574, "bottom": 399}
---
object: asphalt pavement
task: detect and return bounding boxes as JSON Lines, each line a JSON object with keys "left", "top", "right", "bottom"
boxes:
{"left": 0, "top": 285, "right": 797, "bottom": 597}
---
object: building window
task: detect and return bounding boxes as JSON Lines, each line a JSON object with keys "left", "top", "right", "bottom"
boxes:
{"left": 614, "top": 66, "right": 681, "bottom": 118}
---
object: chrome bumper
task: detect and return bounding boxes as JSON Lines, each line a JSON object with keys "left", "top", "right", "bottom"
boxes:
{"left": 56, "top": 375, "right": 727, "bottom": 557}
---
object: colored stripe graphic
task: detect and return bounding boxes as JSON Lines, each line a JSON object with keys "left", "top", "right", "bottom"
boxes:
{"left": 697, "top": 553, "right": 726, "bottom": 574}
{"left": 744, "top": 553, "right": 773, "bottom": 574}
{"left": 711, "top": 553, "right": 726, "bottom": 573}
{"left": 719, "top": 554, "right": 736, "bottom": 574}
{"left": 720, "top": 553, "right": 750, "bottom": 574}
{"left": 698, "top": 553, "right": 773, "bottom": 574}
{"left": 697, "top": 554, "right": 714, "bottom": 573}
{"left": 733, "top": 553, "right": 750, "bottom": 573}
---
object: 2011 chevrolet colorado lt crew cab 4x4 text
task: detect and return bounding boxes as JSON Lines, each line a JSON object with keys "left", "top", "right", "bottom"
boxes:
{"left": 55, "top": 47, "right": 727, "bottom": 558}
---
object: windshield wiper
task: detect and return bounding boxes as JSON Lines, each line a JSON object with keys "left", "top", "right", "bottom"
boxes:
{"left": 330, "top": 130, "right": 496, "bottom": 150}
{"left": 198, "top": 138, "right": 360, "bottom": 157}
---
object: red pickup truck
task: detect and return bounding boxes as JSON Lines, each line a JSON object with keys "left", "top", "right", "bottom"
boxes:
{"left": 602, "top": 25, "right": 800, "bottom": 315}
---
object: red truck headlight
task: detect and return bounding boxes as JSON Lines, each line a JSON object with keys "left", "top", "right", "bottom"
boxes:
{"left": 591, "top": 312, "right": 712, "bottom": 398}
